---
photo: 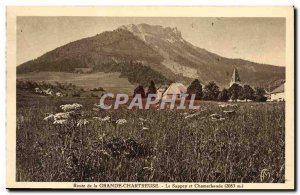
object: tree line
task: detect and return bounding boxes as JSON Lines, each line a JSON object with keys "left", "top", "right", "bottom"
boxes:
{"left": 133, "top": 79, "right": 267, "bottom": 102}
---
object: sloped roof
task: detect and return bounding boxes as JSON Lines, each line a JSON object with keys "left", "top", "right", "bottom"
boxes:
{"left": 163, "top": 83, "right": 187, "bottom": 96}
{"left": 271, "top": 83, "right": 284, "bottom": 94}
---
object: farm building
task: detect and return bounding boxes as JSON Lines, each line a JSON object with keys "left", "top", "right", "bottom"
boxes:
{"left": 162, "top": 83, "right": 187, "bottom": 100}
{"left": 229, "top": 67, "right": 242, "bottom": 87}
{"left": 270, "top": 83, "right": 285, "bottom": 101}
{"left": 156, "top": 85, "right": 168, "bottom": 99}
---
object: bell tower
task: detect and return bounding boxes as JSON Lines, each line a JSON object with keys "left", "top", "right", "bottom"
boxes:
{"left": 229, "top": 67, "right": 241, "bottom": 87}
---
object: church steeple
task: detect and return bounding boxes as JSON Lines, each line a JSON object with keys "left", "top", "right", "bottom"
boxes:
{"left": 229, "top": 67, "right": 241, "bottom": 87}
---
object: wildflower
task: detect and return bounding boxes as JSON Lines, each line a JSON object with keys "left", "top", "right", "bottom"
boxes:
{"left": 99, "top": 149, "right": 111, "bottom": 158}
{"left": 53, "top": 119, "right": 67, "bottom": 125}
{"left": 219, "top": 103, "right": 238, "bottom": 109}
{"left": 210, "top": 113, "right": 225, "bottom": 121}
{"left": 93, "top": 116, "right": 111, "bottom": 123}
{"left": 223, "top": 110, "right": 236, "bottom": 115}
{"left": 93, "top": 117, "right": 101, "bottom": 120}
{"left": 43, "top": 114, "right": 54, "bottom": 121}
{"left": 116, "top": 119, "right": 127, "bottom": 125}
{"left": 98, "top": 133, "right": 106, "bottom": 140}
{"left": 143, "top": 166, "right": 153, "bottom": 171}
{"left": 54, "top": 112, "right": 70, "bottom": 120}
{"left": 211, "top": 113, "right": 225, "bottom": 121}
{"left": 95, "top": 116, "right": 110, "bottom": 120}
{"left": 218, "top": 103, "right": 231, "bottom": 108}
{"left": 18, "top": 116, "right": 25, "bottom": 124}
{"left": 68, "top": 110, "right": 81, "bottom": 118}
{"left": 184, "top": 113, "right": 198, "bottom": 119}
{"left": 60, "top": 103, "right": 82, "bottom": 112}
{"left": 77, "top": 119, "right": 90, "bottom": 127}
{"left": 184, "top": 110, "right": 204, "bottom": 119}
{"left": 102, "top": 116, "right": 111, "bottom": 122}
{"left": 139, "top": 117, "right": 147, "bottom": 122}
{"left": 180, "top": 112, "right": 188, "bottom": 116}
{"left": 210, "top": 113, "right": 221, "bottom": 119}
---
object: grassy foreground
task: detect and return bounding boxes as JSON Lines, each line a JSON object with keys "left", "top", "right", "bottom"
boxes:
{"left": 16, "top": 90, "right": 285, "bottom": 183}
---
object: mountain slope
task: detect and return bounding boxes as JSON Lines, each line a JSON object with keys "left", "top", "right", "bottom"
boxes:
{"left": 17, "top": 29, "right": 162, "bottom": 72}
{"left": 17, "top": 23, "right": 285, "bottom": 89}
{"left": 120, "top": 24, "right": 285, "bottom": 88}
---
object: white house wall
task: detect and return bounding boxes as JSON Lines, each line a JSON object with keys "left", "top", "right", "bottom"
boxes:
{"left": 271, "top": 92, "right": 285, "bottom": 101}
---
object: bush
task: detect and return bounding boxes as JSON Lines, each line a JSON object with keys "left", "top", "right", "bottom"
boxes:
{"left": 146, "top": 81, "right": 157, "bottom": 97}
{"left": 202, "top": 82, "right": 220, "bottom": 101}
{"left": 254, "top": 95, "right": 267, "bottom": 102}
{"left": 133, "top": 85, "right": 146, "bottom": 98}
{"left": 242, "top": 85, "right": 255, "bottom": 102}
{"left": 218, "top": 88, "right": 229, "bottom": 101}
{"left": 254, "top": 87, "right": 267, "bottom": 102}
{"left": 228, "top": 83, "right": 243, "bottom": 102}
{"left": 187, "top": 79, "right": 203, "bottom": 100}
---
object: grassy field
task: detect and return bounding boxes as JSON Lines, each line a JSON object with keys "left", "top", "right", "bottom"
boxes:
{"left": 17, "top": 71, "right": 136, "bottom": 94}
{"left": 16, "top": 89, "right": 285, "bottom": 183}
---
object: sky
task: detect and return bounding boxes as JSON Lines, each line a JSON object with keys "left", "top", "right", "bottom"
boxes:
{"left": 17, "top": 17, "right": 286, "bottom": 66}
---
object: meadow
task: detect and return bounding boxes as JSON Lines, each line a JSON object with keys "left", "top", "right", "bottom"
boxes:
{"left": 17, "top": 72, "right": 135, "bottom": 94}
{"left": 16, "top": 89, "right": 285, "bottom": 183}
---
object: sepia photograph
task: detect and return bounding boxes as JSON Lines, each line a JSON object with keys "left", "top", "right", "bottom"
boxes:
{"left": 6, "top": 6, "right": 294, "bottom": 190}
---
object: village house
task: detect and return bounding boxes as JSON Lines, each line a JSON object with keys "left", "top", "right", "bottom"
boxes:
{"left": 156, "top": 85, "right": 168, "bottom": 99}
{"left": 270, "top": 83, "right": 285, "bottom": 101}
{"left": 161, "top": 83, "right": 187, "bottom": 100}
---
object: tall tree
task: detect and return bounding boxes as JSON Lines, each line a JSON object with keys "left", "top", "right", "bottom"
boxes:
{"left": 254, "top": 87, "right": 267, "bottom": 102}
{"left": 242, "top": 85, "right": 255, "bottom": 102}
{"left": 146, "top": 80, "right": 157, "bottom": 97}
{"left": 133, "top": 85, "right": 146, "bottom": 98}
{"left": 218, "top": 88, "right": 230, "bottom": 102}
{"left": 228, "top": 83, "right": 243, "bottom": 102}
{"left": 187, "top": 79, "right": 203, "bottom": 100}
{"left": 202, "top": 81, "right": 220, "bottom": 101}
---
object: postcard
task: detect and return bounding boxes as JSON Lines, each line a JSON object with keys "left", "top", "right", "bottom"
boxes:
{"left": 6, "top": 6, "right": 294, "bottom": 190}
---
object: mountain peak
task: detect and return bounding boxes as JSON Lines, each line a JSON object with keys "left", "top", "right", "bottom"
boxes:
{"left": 18, "top": 23, "right": 285, "bottom": 90}
{"left": 119, "top": 23, "right": 183, "bottom": 43}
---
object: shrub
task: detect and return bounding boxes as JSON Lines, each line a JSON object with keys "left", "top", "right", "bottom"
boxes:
{"left": 187, "top": 79, "right": 203, "bottom": 100}
{"left": 218, "top": 88, "right": 229, "bottom": 101}
{"left": 202, "top": 81, "right": 220, "bottom": 101}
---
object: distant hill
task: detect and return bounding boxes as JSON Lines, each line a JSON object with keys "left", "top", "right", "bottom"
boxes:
{"left": 17, "top": 23, "right": 285, "bottom": 89}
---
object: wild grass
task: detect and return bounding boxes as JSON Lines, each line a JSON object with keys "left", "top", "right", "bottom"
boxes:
{"left": 16, "top": 90, "right": 285, "bottom": 183}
